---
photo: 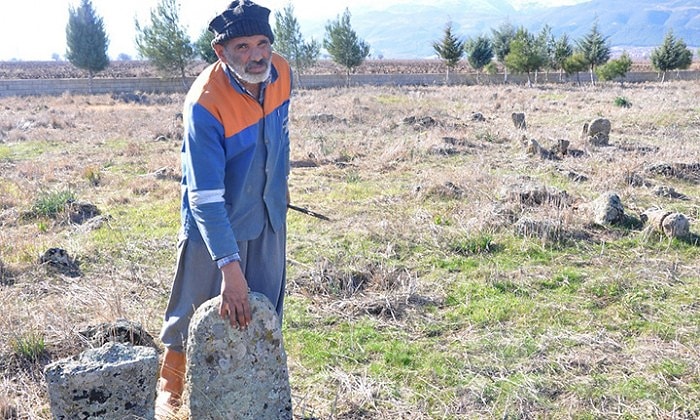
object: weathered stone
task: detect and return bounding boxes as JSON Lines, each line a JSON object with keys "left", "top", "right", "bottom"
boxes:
{"left": 511, "top": 112, "right": 526, "bottom": 129}
{"left": 39, "top": 248, "right": 81, "bottom": 277}
{"left": 404, "top": 115, "right": 437, "bottom": 129}
{"left": 641, "top": 208, "right": 691, "bottom": 238}
{"left": 44, "top": 342, "right": 158, "bottom": 419}
{"left": 662, "top": 213, "right": 690, "bottom": 238}
{"left": 552, "top": 138, "right": 570, "bottom": 156}
{"left": 471, "top": 112, "right": 486, "bottom": 122}
{"left": 78, "top": 318, "right": 158, "bottom": 349}
{"left": 652, "top": 185, "right": 688, "bottom": 200}
{"left": 583, "top": 118, "right": 611, "bottom": 146}
{"left": 524, "top": 138, "right": 557, "bottom": 160}
{"left": 593, "top": 192, "right": 625, "bottom": 225}
{"left": 185, "top": 293, "right": 292, "bottom": 419}
{"left": 67, "top": 200, "right": 101, "bottom": 224}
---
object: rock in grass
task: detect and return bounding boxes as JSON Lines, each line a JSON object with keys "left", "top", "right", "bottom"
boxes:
{"left": 44, "top": 342, "right": 157, "bottom": 419}
{"left": 592, "top": 192, "right": 625, "bottom": 225}
{"left": 641, "top": 208, "right": 690, "bottom": 238}
{"left": 582, "top": 118, "right": 611, "bottom": 146}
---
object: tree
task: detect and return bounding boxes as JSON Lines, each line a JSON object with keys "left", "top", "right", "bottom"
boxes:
{"left": 596, "top": 52, "right": 632, "bottom": 86}
{"left": 433, "top": 22, "right": 464, "bottom": 84}
{"left": 194, "top": 28, "right": 218, "bottom": 64}
{"left": 562, "top": 52, "right": 587, "bottom": 85}
{"left": 135, "top": 0, "right": 195, "bottom": 82}
{"left": 273, "top": 3, "right": 321, "bottom": 83}
{"left": 536, "top": 24, "right": 556, "bottom": 82}
{"left": 576, "top": 21, "right": 611, "bottom": 84}
{"left": 323, "top": 8, "right": 370, "bottom": 87}
{"left": 464, "top": 35, "right": 493, "bottom": 84}
{"left": 651, "top": 30, "right": 693, "bottom": 82}
{"left": 552, "top": 33, "right": 574, "bottom": 81}
{"left": 491, "top": 22, "right": 516, "bottom": 82}
{"left": 504, "top": 27, "right": 544, "bottom": 87}
{"left": 65, "top": 0, "right": 109, "bottom": 79}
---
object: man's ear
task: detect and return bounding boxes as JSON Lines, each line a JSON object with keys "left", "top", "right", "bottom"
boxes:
{"left": 213, "top": 43, "right": 226, "bottom": 62}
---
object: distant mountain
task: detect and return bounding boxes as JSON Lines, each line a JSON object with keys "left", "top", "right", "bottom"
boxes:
{"left": 299, "top": 0, "right": 700, "bottom": 59}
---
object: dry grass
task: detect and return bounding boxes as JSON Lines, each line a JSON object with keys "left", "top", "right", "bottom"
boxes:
{"left": 1, "top": 79, "right": 699, "bottom": 418}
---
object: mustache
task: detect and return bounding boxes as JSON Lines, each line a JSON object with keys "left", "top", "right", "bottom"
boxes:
{"left": 247, "top": 59, "right": 269, "bottom": 68}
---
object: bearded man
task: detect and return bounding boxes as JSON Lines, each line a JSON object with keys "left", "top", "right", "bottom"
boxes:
{"left": 155, "top": 1, "right": 292, "bottom": 416}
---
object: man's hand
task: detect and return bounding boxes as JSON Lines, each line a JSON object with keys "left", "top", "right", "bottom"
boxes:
{"left": 219, "top": 261, "right": 251, "bottom": 329}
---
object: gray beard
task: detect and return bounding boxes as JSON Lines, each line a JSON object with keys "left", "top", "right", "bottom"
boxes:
{"left": 227, "top": 61, "right": 271, "bottom": 84}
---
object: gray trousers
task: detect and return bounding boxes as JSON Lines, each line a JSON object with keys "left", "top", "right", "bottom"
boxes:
{"left": 159, "top": 221, "right": 286, "bottom": 353}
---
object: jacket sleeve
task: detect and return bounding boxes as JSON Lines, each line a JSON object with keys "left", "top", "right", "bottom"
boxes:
{"left": 182, "top": 102, "right": 239, "bottom": 260}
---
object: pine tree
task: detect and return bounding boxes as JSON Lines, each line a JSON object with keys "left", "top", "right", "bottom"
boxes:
{"left": 135, "top": 0, "right": 195, "bottom": 83}
{"left": 464, "top": 35, "right": 493, "bottom": 84}
{"left": 491, "top": 22, "right": 515, "bottom": 82}
{"left": 552, "top": 33, "right": 573, "bottom": 81}
{"left": 651, "top": 30, "right": 693, "bottom": 82}
{"left": 433, "top": 22, "right": 464, "bottom": 84}
{"left": 576, "top": 21, "right": 610, "bottom": 84}
{"left": 65, "top": 0, "right": 109, "bottom": 80}
{"left": 536, "top": 24, "right": 556, "bottom": 82}
{"left": 504, "top": 27, "right": 544, "bottom": 87}
{"left": 323, "top": 8, "right": 370, "bottom": 86}
{"left": 273, "top": 3, "right": 320, "bottom": 83}
{"left": 194, "top": 28, "right": 217, "bottom": 64}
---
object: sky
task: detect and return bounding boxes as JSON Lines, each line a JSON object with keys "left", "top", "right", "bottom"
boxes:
{"left": 0, "top": 0, "right": 586, "bottom": 61}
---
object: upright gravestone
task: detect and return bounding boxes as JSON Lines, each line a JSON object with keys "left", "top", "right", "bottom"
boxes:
{"left": 185, "top": 293, "right": 292, "bottom": 419}
{"left": 583, "top": 118, "right": 611, "bottom": 146}
{"left": 511, "top": 112, "right": 526, "bottom": 129}
{"left": 44, "top": 342, "right": 158, "bottom": 419}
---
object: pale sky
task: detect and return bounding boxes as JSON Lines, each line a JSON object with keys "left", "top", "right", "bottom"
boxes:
{"left": 0, "top": 0, "right": 586, "bottom": 61}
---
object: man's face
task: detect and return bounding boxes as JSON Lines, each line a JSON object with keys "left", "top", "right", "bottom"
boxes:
{"left": 216, "top": 34, "right": 272, "bottom": 84}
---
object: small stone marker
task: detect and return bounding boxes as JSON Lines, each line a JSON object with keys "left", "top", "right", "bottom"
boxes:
{"left": 44, "top": 342, "right": 158, "bottom": 419}
{"left": 593, "top": 191, "right": 625, "bottom": 225}
{"left": 185, "top": 293, "right": 292, "bottom": 419}
{"left": 511, "top": 112, "right": 526, "bottom": 129}
{"left": 583, "top": 118, "right": 611, "bottom": 146}
{"left": 641, "top": 208, "right": 691, "bottom": 238}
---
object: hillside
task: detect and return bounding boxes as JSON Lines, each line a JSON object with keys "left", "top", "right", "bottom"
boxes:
{"left": 300, "top": 0, "right": 700, "bottom": 58}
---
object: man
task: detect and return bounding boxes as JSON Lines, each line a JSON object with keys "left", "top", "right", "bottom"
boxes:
{"left": 155, "top": 1, "right": 292, "bottom": 416}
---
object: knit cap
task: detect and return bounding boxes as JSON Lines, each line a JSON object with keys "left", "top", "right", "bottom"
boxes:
{"left": 209, "top": 0, "right": 274, "bottom": 46}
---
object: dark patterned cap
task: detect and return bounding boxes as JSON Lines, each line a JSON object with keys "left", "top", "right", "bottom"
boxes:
{"left": 209, "top": 1, "right": 274, "bottom": 46}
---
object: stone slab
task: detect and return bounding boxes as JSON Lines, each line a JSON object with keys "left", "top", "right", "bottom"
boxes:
{"left": 185, "top": 293, "right": 292, "bottom": 419}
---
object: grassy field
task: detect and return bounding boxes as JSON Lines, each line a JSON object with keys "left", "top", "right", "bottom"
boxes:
{"left": 0, "top": 79, "right": 699, "bottom": 419}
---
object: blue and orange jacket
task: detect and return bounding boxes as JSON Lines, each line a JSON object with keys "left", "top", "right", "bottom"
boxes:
{"left": 180, "top": 53, "right": 292, "bottom": 262}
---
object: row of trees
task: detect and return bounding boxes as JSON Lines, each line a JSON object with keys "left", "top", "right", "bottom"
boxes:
{"left": 66, "top": 0, "right": 695, "bottom": 86}
{"left": 65, "top": 0, "right": 371, "bottom": 85}
{"left": 433, "top": 21, "right": 695, "bottom": 85}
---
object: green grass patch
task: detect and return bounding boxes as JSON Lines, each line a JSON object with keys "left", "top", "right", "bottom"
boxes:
{"left": 536, "top": 267, "right": 587, "bottom": 291}
{"left": 449, "top": 233, "right": 497, "bottom": 256}
{"left": 29, "top": 188, "right": 76, "bottom": 219}
{"left": 85, "top": 198, "right": 178, "bottom": 266}
{"left": 375, "top": 95, "right": 407, "bottom": 105}
{"left": 432, "top": 255, "right": 480, "bottom": 272}
{"left": 9, "top": 331, "right": 46, "bottom": 362}
{"left": 653, "top": 359, "right": 688, "bottom": 380}
{"left": 0, "top": 140, "right": 63, "bottom": 161}
{"left": 445, "top": 280, "right": 529, "bottom": 326}
{"left": 614, "top": 96, "right": 632, "bottom": 108}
